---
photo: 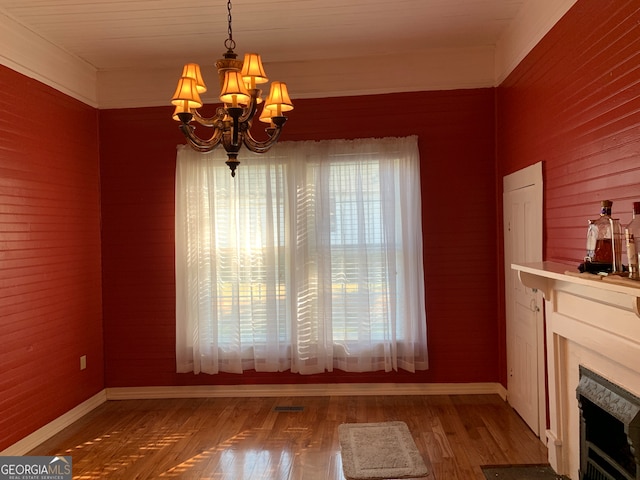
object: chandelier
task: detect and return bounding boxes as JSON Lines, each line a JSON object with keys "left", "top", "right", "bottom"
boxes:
{"left": 171, "top": 0, "right": 293, "bottom": 177}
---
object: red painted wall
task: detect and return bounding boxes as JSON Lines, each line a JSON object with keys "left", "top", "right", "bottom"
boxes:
{"left": 496, "top": 0, "right": 640, "bottom": 384}
{"left": 99, "top": 89, "right": 499, "bottom": 387}
{"left": 0, "top": 66, "right": 104, "bottom": 451}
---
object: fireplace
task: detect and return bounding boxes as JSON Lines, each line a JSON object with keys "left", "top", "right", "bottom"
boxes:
{"left": 512, "top": 261, "right": 640, "bottom": 479}
{"left": 577, "top": 366, "right": 640, "bottom": 480}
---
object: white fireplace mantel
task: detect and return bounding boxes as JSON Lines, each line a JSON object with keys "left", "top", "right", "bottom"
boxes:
{"left": 512, "top": 261, "right": 640, "bottom": 479}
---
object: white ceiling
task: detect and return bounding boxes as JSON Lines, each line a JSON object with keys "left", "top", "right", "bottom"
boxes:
{"left": 0, "top": 0, "right": 578, "bottom": 108}
{"left": 0, "top": 0, "right": 529, "bottom": 69}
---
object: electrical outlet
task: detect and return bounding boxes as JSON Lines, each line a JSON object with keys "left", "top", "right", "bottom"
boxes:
{"left": 80, "top": 355, "right": 87, "bottom": 370}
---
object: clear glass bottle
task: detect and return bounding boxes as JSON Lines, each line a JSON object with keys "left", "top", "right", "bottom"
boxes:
{"left": 585, "top": 200, "right": 623, "bottom": 273}
{"left": 625, "top": 202, "right": 640, "bottom": 280}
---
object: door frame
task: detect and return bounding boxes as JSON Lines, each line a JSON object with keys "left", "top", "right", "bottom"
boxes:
{"left": 503, "top": 161, "right": 545, "bottom": 438}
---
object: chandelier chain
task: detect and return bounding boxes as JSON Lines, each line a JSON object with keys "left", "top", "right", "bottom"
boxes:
{"left": 224, "top": 0, "right": 236, "bottom": 51}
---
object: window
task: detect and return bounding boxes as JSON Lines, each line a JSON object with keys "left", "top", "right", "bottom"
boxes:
{"left": 175, "top": 136, "right": 428, "bottom": 375}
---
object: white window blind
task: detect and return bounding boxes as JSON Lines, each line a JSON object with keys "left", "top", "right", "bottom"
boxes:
{"left": 175, "top": 136, "right": 428, "bottom": 375}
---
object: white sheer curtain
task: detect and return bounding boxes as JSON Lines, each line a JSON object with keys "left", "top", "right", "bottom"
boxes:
{"left": 175, "top": 136, "right": 428, "bottom": 375}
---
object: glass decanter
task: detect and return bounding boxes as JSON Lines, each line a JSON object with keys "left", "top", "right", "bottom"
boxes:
{"left": 585, "top": 200, "right": 623, "bottom": 273}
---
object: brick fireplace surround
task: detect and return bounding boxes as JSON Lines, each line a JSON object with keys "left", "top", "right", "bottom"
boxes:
{"left": 513, "top": 262, "right": 640, "bottom": 480}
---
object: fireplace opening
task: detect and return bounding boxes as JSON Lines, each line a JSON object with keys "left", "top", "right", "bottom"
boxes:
{"left": 576, "top": 367, "right": 640, "bottom": 480}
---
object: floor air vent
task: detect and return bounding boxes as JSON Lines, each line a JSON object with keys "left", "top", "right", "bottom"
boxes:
{"left": 273, "top": 406, "right": 305, "bottom": 412}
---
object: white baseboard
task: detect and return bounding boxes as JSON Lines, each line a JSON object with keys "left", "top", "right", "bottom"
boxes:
{"left": 106, "top": 382, "right": 508, "bottom": 400}
{"left": 2, "top": 382, "right": 507, "bottom": 455}
{"left": 1, "top": 390, "right": 107, "bottom": 456}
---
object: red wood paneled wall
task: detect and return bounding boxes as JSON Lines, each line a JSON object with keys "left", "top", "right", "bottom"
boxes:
{"left": 498, "top": 0, "right": 640, "bottom": 261}
{"left": 99, "top": 89, "right": 499, "bottom": 387}
{"left": 495, "top": 0, "right": 640, "bottom": 385}
{"left": 0, "top": 66, "right": 104, "bottom": 451}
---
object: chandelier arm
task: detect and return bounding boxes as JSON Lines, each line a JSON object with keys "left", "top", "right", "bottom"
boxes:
{"left": 242, "top": 125, "right": 284, "bottom": 154}
{"left": 192, "top": 108, "right": 226, "bottom": 127}
{"left": 179, "top": 124, "right": 224, "bottom": 153}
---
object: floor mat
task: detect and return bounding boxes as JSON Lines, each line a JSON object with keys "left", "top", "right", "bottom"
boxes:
{"left": 481, "top": 464, "right": 569, "bottom": 480}
{"left": 338, "top": 421, "right": 429, "bottom": 479}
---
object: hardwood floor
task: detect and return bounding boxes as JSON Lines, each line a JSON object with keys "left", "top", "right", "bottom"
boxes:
{"left": 27, "top": 394, "right": 547, "bottom": 479}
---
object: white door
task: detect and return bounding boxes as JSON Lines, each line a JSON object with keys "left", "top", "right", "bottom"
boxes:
{"left": 503, "top": 162, "right": 544, "bottom": 437}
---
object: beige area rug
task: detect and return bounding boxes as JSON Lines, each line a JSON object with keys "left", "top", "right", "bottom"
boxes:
{"left": 338, "top": 421, "right": 429, "bottom": 480}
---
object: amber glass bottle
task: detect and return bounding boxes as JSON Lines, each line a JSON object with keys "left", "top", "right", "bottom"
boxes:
{"left": 586, "top": 200, "right": 623, "bottom": 273}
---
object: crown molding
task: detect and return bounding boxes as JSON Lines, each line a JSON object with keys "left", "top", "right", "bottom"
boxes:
{"left": 97, "top": 46, "right": 495, "bottom": 109}
{"left": 0, "top": 1, "right": 578, "bottom": 108}
{"left": 494, "top": 0, "right": 578, "bottom": 85}
{"left": 0, "top": 9, "right": 98, "bottom": 107}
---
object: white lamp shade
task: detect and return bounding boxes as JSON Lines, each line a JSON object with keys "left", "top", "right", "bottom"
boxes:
{"left": 172, "top": 104, "right": 186, "bottom": 121}
{"left": 258, "top": 106, "right": 274, "bottom": 124}
{"left": 171, "top": 77, "right": 203, "bottom": 109}
{"left": 241, "top": 53, "right": 268, "bottom": 88}
{"left": 264, "top": 81, "right": 294, "bottom": 115}
{"left": 219, "top": 71, "right": 251, "bottom": 106}
{"left": 180, "top": 63, "right": 207, "bottom": 94}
